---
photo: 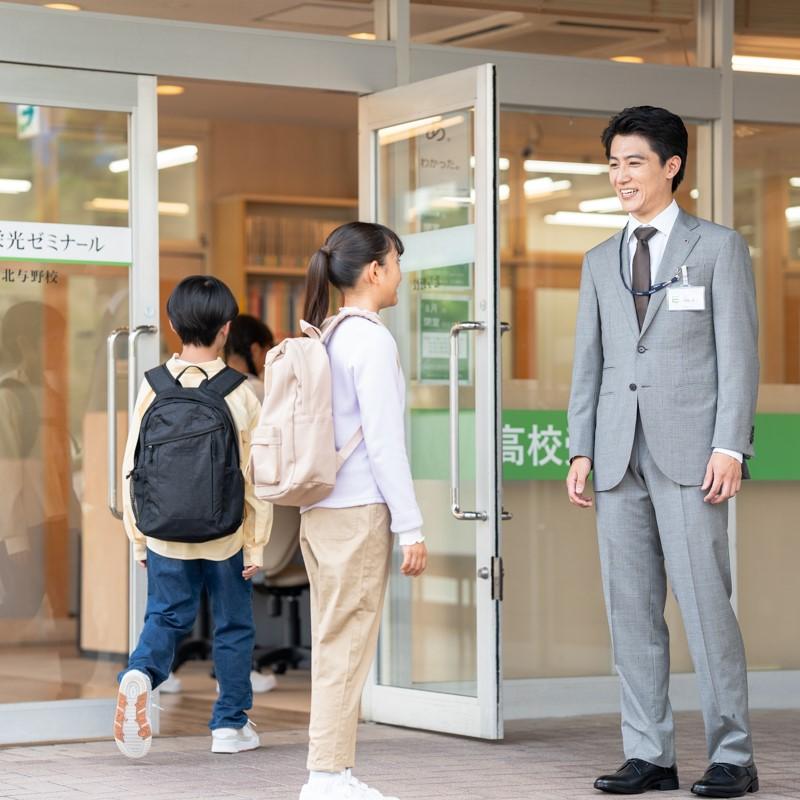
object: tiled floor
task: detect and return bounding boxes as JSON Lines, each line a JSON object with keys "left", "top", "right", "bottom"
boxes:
{"left": 0, "top": 710, "right": 797, "bottom": 799}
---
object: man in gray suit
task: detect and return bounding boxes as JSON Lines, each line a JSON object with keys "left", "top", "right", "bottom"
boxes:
{"left": 566, "top": 106, "right": 759, "bottom": 798}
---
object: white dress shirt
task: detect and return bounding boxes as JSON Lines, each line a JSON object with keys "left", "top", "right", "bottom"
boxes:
{"left": 626, "top": 199, "right": 680, "bottom": 283}
{"left": 627, "top": 200, "right": 742, "bottom": 464}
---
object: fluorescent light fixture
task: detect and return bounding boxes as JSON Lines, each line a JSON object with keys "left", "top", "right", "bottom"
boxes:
{"left": 525, "top": 159, "right": 609, "bottom": 175}
{"left": 44, "top": 3, "right": 80, "bottom": 9}
{"left": 469, "top": 156, "right": 511, "bottom": 170}
{"left": 690, "top": 188, "right": 700, "bottom": 199}
{"left": 611, "top": 56, "right": 644, "bottom": 64}
{"left": 109, "top": 145, "right": 198, "bottom": 174}
{"left": 733, "top": 55, "right": 800, "bottom": 75}
{"left": 499, "top": 184, "right": 510, "bottom": 202}
{"left": 157, "top": 84, "right": 185, "bottom": 96}
{"left": 84, "top": 198, "right": 190, "bottom": 216}
{"left": 524, "top": 177, "right": 572, "bottom": 199}
{"left": 379, "top": 116, "right": 442, "bottom": 139}
{"left": 545, "top": 211, "right": 627, "bottom": 229}
{"left": 349, "top": 32, "right": 376, "bottom": 40}
{"left": 0, "top": 179, "right": 32, "bottom": 194}
{"left": 379, "top": 115, "right": 466, "bottom": 145}
{"left": 786, "top": 206, "right": 800, "bottom": 227}
{"left": 578, "top": 195, "right": 621, "bottom": 213}
{"left": 790, "top": 177, "right": 800, "bottom": 188}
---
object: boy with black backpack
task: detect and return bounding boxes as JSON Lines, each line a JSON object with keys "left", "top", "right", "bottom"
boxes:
{"left": 115, "top": 276, "right": 272, "bottom": 759}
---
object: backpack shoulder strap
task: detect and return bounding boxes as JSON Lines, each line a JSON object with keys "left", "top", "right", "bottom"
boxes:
{"left": 145, "top": 364, "right": 177, "bottom": 394}
{"left": 319, "top": 308, "right": 383, "bottom": 344}
{"left": 335, "top": 426, "right": 363, "bottom": 472}
{"left": 207, "top": 366, "right": 248, "bottom": 397}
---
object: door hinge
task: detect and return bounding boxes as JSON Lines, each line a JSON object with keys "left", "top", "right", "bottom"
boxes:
{"left": 491, "top": 556, "right": 504, "bottom": 601}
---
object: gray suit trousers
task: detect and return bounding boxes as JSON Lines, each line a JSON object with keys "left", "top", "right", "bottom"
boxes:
{"left": 595, "top": 418, "right": 753, "bottom": 767}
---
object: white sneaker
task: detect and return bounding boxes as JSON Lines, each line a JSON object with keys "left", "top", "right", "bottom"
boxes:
{"left": 299, "top": 770, "right": 400, "bottom": 799}
{"left": 158, "top": 672, "right": 182, "bottom": 693}
{"left": 211, "top": 719, "right": 260, "bottom": 754}
{"left": 250, "top": 670, "right": 278, "bottom": 693}
{"left": 216, "top": 670, "right": 278, "bottom": 694}
{"left": 114, "top": 669, "right": 152, "bottom": 759}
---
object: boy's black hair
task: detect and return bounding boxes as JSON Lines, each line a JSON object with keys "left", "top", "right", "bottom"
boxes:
{"left": 167, "top": 275, "right": 239, "bottom": 347}
{"left": 601, "top": 106, "right": 688, "bottom": 192}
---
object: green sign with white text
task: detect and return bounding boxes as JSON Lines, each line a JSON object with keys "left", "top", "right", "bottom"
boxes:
{"left": 410, "top": 409, "right": 800, "bottom": 481}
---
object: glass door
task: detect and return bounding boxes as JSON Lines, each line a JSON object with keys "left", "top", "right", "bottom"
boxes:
{"left": 0, "top": 64, "right": 158, "bottom": 743}
{"left": 359, "top": 65, "right": 503, "bottom": 739}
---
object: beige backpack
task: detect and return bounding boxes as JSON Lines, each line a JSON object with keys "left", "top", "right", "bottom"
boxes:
{"left": 249, "top": 308, "right": 382, "bottom": 506}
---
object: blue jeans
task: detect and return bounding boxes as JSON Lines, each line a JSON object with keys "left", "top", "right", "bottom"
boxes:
{"left": 119, "top": 548, "right": 254, "bottom": 730}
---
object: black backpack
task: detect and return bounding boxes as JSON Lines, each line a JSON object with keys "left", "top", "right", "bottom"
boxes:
{"left": 128, "top": 364, "right": 247, "bottom": 543}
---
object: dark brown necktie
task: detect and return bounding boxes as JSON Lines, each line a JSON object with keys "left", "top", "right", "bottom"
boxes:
{"left": 632, "top": 226, "right": 658, "bottom": 329}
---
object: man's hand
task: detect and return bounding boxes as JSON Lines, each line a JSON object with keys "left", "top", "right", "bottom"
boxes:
{"left": 242, "top": 564, "right": 260, "bottom": 580}
{"left": 702, "top": 452, "right": 742, "bottom": 504}
{"left": 400, "top": 542, "right": 427, "bottom": 577}
{"left": 566, "top": 456, "right": 593, "bottom": 508}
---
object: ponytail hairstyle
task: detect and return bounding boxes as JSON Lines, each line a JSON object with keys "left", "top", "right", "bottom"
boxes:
{"left": 303, "top": 221, "right": 404, "bottom": 328}
{"left": 224, "top": 314, "right": 275, "bottom": 377}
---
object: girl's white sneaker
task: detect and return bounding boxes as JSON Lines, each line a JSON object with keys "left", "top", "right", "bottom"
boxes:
{"left": 299, "top": 770, "right": 400, "bottom": 799}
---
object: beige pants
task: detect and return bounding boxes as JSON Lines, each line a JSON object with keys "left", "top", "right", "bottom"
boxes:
{"left": 300, "top": 503, "right": 392, "bottom": 772}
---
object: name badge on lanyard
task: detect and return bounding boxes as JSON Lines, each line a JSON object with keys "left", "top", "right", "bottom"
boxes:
{"left": 667, "top": 265, "right": 705, "bottom": 311}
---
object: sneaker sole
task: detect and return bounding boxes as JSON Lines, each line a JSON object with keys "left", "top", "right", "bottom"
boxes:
{"left": 211, "top": 737, "right": 260, "bottom": 754}
{"left": 114, "top": 671, "right": 152, "bottom": 759}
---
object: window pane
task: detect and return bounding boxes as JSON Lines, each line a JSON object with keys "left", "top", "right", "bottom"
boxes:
{"left": 0, "top": 104, "right": 131, "bottom": 705}
{"left": 412, "top": 0, "right": 698, "bottom": 66}
{"left": 734, "top": 121, "right": 800, "bottom": 670}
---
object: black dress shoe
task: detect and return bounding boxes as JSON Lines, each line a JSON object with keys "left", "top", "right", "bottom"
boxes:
{"left": 594, "top": 759, "right": 679, "bottom": 794}
{"left": 691, "top": 763, "right": 759, "bottom": 798}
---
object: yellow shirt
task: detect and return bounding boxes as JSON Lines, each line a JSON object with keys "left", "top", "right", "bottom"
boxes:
{"left": 121, "top": 356, "right": 272, "bottom": 567}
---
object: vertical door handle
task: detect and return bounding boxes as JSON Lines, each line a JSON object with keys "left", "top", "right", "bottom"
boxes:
{"left": 499, "top": 321, "right": 512, "bottom": 521}
{"left": 107, "top": 327, "right": 129, "bottom": 519}
{"left": 128, "top": 325, "right": 158, "bottom": 414}
{"left": 450, "top": 321, "right": 487, "bottom": 521}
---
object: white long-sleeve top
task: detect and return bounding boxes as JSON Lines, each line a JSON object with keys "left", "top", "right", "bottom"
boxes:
{"left": 302, "top": 310, "right": 424, "bottom": 547}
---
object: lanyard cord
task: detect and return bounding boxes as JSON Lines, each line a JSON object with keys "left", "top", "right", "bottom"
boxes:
{"left": 618, "top": 230, "right": 680, "bottom": 297}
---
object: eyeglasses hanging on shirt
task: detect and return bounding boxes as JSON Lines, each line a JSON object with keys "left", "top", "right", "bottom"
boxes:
{"left": 618, "top": 230, "right": 681, "bottom": 297}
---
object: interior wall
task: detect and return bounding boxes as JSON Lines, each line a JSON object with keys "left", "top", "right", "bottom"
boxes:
{"left": 208, "top": 119, "right": 357, "bottom": 201}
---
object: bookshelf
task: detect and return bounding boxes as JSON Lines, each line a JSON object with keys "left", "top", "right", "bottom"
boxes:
{"left": 212, "top": 194, "right": 357, "bottom": 341}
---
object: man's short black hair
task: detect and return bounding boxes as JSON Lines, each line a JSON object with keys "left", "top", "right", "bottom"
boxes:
{"left": 601, "top": 106, "right": 688, "bottom": 193}
{"left": 167, "top": 275, "right": 239, "bottom": 347}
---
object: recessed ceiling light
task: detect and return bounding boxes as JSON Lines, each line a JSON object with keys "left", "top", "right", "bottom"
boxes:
{"left": 611, "top": 56, "right": 644, "bottom": 64}
{"left": 349, "top": 32, "right": 376, "bottom": 40}
{"left": 157, "top": 85, "right": 185, "bottom": 96}
{"left": 44, "top": 3, "right": 81, "bottom": 10}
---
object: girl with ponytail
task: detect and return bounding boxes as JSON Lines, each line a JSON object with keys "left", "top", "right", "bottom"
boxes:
{"left": 298, "top": 222, "right": 427, "bottom": 800}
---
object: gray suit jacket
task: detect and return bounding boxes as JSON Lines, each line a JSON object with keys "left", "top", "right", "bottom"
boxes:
{"left": 567, "top": 208, "right": 759, "bottom": 491}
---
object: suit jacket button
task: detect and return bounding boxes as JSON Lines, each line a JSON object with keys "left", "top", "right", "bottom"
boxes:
{"left": 637, "top": 345, "right": 647, "bottom": 353}
{"left": 629, "top": 383, "right": 637, "bottom": 391}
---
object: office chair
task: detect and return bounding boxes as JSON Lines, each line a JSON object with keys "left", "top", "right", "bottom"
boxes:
{"left": 252, "top": 505, "right": 310, "bottom": 674}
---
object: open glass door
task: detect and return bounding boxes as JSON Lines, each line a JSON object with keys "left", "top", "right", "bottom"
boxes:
{"left": 359, "top": 65, "right": 503, "bottom": 739}
{"left": 0, "top": 63, "right": 158, "bottom": 743}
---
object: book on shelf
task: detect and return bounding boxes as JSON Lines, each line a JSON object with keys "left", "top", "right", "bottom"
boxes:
{"left": 246, "top": 276, "right": 307, "bottom": 342}
{"left": 245, "top": 214, "right": 342, "bottom": 268}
